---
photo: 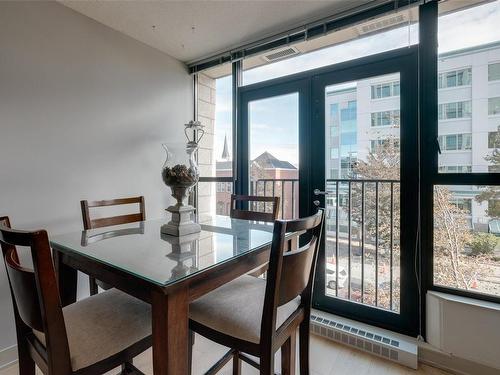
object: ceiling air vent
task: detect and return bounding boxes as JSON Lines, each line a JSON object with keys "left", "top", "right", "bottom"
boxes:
{"left": 262, "top": 47, "right": 300, "bottom": 62}
{"left": 357, "top": 13, "right": 407, "bottom": 35}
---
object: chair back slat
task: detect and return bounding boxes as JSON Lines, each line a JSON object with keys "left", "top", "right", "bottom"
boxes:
{"left": 81, "top": 196, "right": 145, "bottom": 230}
{"left": 90, "top": 213, "right": 144, "bottom": 229}
{"left": 230, "top": 194, "right": 280, "bottom": 222}
{"left": 4, "top": 249, "right": 44, "bottom": 331}
{"left": 278, "top": 237, "right": 318, "bottom": 306}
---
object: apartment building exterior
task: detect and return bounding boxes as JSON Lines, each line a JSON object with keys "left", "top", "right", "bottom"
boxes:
{"left": 325, "top": 41, "right": 500, "bottom": 231}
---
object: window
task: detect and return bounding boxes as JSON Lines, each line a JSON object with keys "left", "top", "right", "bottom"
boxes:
{"left": 438, "top": 165, "right": 472, "bottom": 173}
{"left": 434, "top": 185, "right": 500, "bottom": 297}
{"left": 242, "top": 6, "right": 419, "bottom": 86}
{"left": 371, "top": 110, "right": 400, "bottom": 127}
{"left": 489, "top": 97, "right": 500, "bottom": 115}
{"left": 433, "top": 1, "right": 500, "bottom": 301}
{"left": 341, "top": 101, "right": 357, "bottom": 121}
{"left": 438, "top": 134, "right": 472, "bottom": 151}
{"left": 370, "top": 139, "right": 400, "bottom": 152}
{"left": 196, "top": 65, "right": 233, "bottom": 221}
{"left": 438, "top": 101, "right": 472, "bottom": 120}
{"left": 488, "top": 130, "right": 500, "bottom": 148}
{"left": 371, "top": 81, "right": 400, "bottom": 99}
{"left": 488, "top": 62, "right": 500, "bottom": 81}
{"left": 438, "top": 68, "right": 472, "bottom": 88}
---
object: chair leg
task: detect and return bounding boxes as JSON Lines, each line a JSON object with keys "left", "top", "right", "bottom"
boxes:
{"left": 232, "top": 350, "right": 241, "bottom": 375}
{"left": 299, "top": 319, "right": 310, "bottom": 375}
{"left": 121, "top": 360, "right": 134, "bottom": 374}
{"left": 89, "top": 276, "right": 98, "bottom": 295}
{"left": 17, "top": 338, "right": 35, "bottom": 375}
{"left": 259, "top": 352, "right": 274, "bottom": 375}
{"left": 281, "top": 333, "right": 296, "bottom": 375}
{"left": 188, "top": 330, "right": 195, "bottom": 375}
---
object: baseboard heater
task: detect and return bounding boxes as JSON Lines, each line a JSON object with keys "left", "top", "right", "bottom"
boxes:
{"left": 310, "top": 311, "right": 418, "bottom": 369}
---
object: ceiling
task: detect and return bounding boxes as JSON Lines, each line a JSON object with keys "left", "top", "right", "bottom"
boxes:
{"left": 60, "top": 0, "right": 376, "bottom": 63}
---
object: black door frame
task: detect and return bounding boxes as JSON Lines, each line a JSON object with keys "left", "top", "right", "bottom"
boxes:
{"left": 310, "top": 47, "right": 419, "bottom": 337}
{"left": 237, "top": 78, "right": 312, "bottom": 217}
{"left": 236, "top": 46, "right": 419, "bottom": 336}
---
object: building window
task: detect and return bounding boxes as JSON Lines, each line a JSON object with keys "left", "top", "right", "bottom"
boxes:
{"left": 488, "top": 165, "right": 500, "bottom": 173}
{"left": 438, "top": 134, "right": 472, "bottom": 151}
{"left": 340, "top": 101, "right": 357, "bottom": 121}
{"left": 370, "top": 139, "right": 400, "bottom": 152}
{"left": 450, "top": 198, "right": 472, "bottom": 215}
{"left": 488, "top": 62, "right": 500, "bottom": 81}
{"left": 488, "top": 130, "right": 500, "bottom": 148}
{"left": 438, "top": 165, "right": 472, "bottom": 173}
{"left": 488, "top": 97, "right": 500, "bottom": 115}
{"left": 438, "top": 68, "right": 472, "bottom": 89}
{"left": 371, "top": 81, "right": 400, "bottom": 99}
{"left": 371, "top": 110, "right": 400, "bottom": 127}
{"left": 438, "top": 101, "right": 472, "bottom": 120}
{"left": 216, "top": 202, "right": 224, "bottom": 215}
{"left": 330, "top": 147, "right": 338, "bottom": 159}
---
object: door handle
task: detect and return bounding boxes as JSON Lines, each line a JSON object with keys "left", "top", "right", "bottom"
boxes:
{"left": 314, "top": 189, "right": 330, "bottom": 196}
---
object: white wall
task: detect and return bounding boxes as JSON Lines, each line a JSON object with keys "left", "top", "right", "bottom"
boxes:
{"left": 426, "top": 291, "right": 500, "bottom": 371}
{"left": 0, "top": 1, "right": 192, "bottom": 351}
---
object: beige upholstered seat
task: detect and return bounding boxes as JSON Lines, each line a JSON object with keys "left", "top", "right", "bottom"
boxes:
{"left": 190, "top": 275, "right": 300, "bottom": 344}
{"left": 34, "top": 288, "right": 151, "bottom": 371}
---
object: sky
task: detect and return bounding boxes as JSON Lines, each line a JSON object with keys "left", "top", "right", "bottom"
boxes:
{"left": 212, "top": 1, "right": 500, "bottom": 167}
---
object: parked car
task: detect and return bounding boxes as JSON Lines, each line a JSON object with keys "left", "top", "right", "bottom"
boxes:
{"left": 326, "top": 263, "right": 348, "bottom": 289}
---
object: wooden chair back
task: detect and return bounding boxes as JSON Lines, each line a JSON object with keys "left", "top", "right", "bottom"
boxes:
{"left": 230, "top": 194, "right": 280, "bottom": 222}
{"left": 261, "top": 209, "right": 324, "bottom": 341}
{"left": 80, "top": 196, "right": 145, "bottom": 230}
{"left": 0, "top": 217, "right": 72, "bottom": 374}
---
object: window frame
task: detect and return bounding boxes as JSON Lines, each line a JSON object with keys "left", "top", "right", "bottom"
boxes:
{"left": 421, "top": 2, "right": 500, "bottom": 306}
{"left": 488, "top": 61, "right": 500, "bottom": 82}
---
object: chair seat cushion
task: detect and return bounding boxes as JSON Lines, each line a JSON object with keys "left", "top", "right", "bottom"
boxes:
{"left": 34, "top": 288, "right": 150, "bottom": 371}
{"left": 190, "top": 275, "right": 300, "bottom": 344}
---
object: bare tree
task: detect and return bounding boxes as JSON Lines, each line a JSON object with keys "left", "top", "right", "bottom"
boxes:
{"left": 434, "top": 186, "right": 491, "bottom": 290}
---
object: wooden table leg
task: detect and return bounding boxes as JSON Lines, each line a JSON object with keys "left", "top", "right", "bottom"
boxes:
{"left": 152, "top": 288, "right": 189, "bottom": 375}
{"left": 53, "top": 249, "right": 77, "bottom": 307}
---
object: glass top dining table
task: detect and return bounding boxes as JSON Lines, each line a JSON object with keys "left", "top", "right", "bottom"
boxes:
{"left": 50, "top": 215, "right": 275, "bottom": 287}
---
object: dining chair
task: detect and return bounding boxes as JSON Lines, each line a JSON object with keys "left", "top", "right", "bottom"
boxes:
{"left": 189, "top": 209, "right": 324, "bottom": 375}
{"left": 230, "top": 194, "right": 280, "bottom": 222}
{"left": 0, "top": 216, "right": 152, "bottom": 375}
{"left": 230, "top": 194, "right": 281, "bottom": 277}
{"left": 80, "top": 196, "right": 145, "bottom": 295}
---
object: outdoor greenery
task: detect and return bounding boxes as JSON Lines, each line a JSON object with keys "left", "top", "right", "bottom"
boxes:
{"left": 469, "top": 233, "right": 499, "bottom": 256}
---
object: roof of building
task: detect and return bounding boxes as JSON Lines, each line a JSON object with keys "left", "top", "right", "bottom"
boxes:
{"left": 252, "top": 151, "right": 297, "bottom": 170}
{"left": 216, "top": 151, "right": 297, "bottom": 170}
{"left": 439, "top": 40, "right": 500, "bottom": 60}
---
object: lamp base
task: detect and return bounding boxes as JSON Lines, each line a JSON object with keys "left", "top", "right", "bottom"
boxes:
{"left": 161, "top": 204, "right": 201, "bottom": 236}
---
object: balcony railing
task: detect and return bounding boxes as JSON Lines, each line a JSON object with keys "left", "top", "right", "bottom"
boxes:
{"left": 326, "top": 179, "right": 400, "bottom": 313}
{"left": 221, "top": 177, "right": 399, "bottom": 311}
{"left": 250, "top": 178, "right": 299, "bottom": 219}
{"left": 211, "top": 176, "right": 399, "bottom": 311}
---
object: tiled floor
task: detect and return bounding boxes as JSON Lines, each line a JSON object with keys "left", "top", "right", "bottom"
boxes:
{"left": 0, "top": 334, "right": 451, "bottom": 375}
